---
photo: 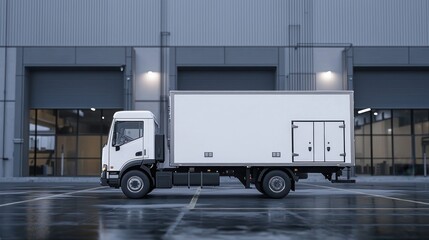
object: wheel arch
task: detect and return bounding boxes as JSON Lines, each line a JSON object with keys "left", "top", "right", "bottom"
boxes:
{"left": 256, "top": 167, "right": 296, "bottom": 191}
{"left": 119, "top": 160, "right": 154, "bottom": 186}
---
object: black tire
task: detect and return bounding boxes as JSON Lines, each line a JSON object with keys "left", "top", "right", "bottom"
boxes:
{"left": 147, "top": 185, "right": 155, "bottom": 194}
{"left": 121, "top": 170, "right": 151, "bottom": 199}
{"left": 262, "top": 170, "right": 291, "bottom": 199}
{"left": 255, "top": 181, "right": 265, "bottom": 194}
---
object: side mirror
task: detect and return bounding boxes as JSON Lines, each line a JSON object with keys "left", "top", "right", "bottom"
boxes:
{"left": 115, "top": 146, "right": 120, "bottom": 151}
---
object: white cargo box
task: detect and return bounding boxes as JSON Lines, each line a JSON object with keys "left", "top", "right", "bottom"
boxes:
{"left": 170, "top": 91, "right": 354, "bottom": 167}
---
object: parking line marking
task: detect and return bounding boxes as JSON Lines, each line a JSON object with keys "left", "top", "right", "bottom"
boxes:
{"left": 163, "top": 187, "right": 201, "bottom": 239}
{"left": 187, "top": 187, "right": 201, "bottom": 209}
{"left": 192, "top": 207, "right": 429, "bottom": 210}
{"left": 0, "top": 186, "right": 105, "bottom": 208}
{"left": 301, "top": 183, "right": 429, "bottom": 206}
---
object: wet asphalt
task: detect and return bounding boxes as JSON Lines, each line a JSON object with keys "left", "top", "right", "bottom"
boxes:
{"left": 0, "top": 178, "right": 429, "bottom": 240}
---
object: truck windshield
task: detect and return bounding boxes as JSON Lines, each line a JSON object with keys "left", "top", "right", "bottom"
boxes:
{"left": 112, "top": 121, "right": 144, "bottom": 146}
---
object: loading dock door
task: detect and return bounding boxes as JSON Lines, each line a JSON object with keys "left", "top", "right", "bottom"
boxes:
{"left": 177, "top": 67, "right": 276, "bottom": 90}
{"left": 354, "top": 67, "right": 429, "bottom": 109}
{"left": 292, "top": 121, "right": 345, "bottom": 162}
{"left": 29, "top": 67, "right": 123, "bottom": 109}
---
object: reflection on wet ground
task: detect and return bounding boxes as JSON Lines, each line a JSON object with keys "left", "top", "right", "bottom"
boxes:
{"left": 0, "top": 179, "right": 428, "bottom": 239}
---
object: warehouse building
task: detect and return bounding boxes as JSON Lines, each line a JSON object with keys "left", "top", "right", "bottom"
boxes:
{"left": 1, "top": 0, "right": 429, "bottom": 177}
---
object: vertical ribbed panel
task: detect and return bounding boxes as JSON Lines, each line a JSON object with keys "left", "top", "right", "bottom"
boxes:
{"left": 427, "top": 0, "right": 429, "bottom": 46}
{"left": 167, "top": 0, "right": 290, "bottom": 46}
{"left": 2, "top": 0, "right": 429, "bottom": 47}
{"left": 288, "top": 74, "right": 316, "bottom": 90}
{"left": 287, "top": 0, "right": 315, "bottom": 90}
{"left": 7, "top": 0, "right": 161, "bottom": 46}
{"left": 313, "top": 0, "right": 428, "bottom": 46}
{"left": 0, "top": 0, "right": 5, "bottom": 46}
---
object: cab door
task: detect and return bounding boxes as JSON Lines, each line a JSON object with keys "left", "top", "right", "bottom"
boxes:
{"left": 108, "top": 121, "right": 144, "bottom": 170}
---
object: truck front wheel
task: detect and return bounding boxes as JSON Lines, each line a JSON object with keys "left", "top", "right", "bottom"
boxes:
{"left": 262, "top": 170, "right": 291, "bottom": 199}
{"left": 121, "top": 170, "right": 151, "bottom": 199}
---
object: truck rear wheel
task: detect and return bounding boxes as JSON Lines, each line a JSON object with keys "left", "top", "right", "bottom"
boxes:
{"left": 121, "top": 170, "right": 151, "bottom": 199}
{"left": 255, "top": 181, "right": 265, "bottom": 194}
{"left": 262, "top": 170, "right": 291, "bottom": 199}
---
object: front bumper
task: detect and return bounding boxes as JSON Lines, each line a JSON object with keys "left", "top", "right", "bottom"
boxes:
{"left": 100, "top": 170, "right": 108, "bottom": 186}
{"left": 100, "top": 170, "right": 120, "bottom": 188}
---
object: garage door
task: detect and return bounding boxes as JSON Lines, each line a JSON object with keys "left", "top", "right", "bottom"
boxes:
{"left": 29, "top": 67, "right": 123, "bottom": 109}
{"left": 354, "top": 67, "right": 429, "bottom": 109}
{"left": 177, "top": 67, "right": 276, "bottom": 90}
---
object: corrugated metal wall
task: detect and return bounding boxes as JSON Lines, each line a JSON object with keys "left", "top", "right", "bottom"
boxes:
{"left": 5, "top": 0, "right": 161, "bottom": 46}
{"left": 167, "top": 0, "right": 291, "bottom": 46}
{"left": 0, "top": 0, "right": 5, "bottom": 46}
{"left": 313, "top": 0, "right": 428, "bottom": 46}
{"left": 0, "top": 0, "right": 428, "bottom": 47}
{"left": 168, "top": 0, "right": 429, "bottom": 46}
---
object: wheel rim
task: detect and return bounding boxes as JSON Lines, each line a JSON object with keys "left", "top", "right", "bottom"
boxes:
{"left": 268, "top": 176, "right": 286, "bottom": 193}
{"left": 127, "top": 176, "right": 144, "bottom": 193}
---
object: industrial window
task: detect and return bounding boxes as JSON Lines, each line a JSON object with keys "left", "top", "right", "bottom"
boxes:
{"left": 29, "top": 109, "right": 119, "bottom": 176}
{"left": 354, "top": 109, "right": 428, "bottom": 176}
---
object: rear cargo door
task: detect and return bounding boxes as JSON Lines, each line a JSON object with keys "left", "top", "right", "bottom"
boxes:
{"left": 292, "top": 122, "right": 314, "bottom": 161}
{"left": 292, "top": 121, "right": 345, "bottom": 162}
{"left": 325, "top": 122, "right": 346, "bottom": 161}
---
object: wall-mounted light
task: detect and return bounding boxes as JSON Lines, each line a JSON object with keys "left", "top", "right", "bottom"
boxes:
{"left": 319, "top": 71, "right": 334, "bottom": 82}
{"left": 316, "top": 70, "right": 338, "bottom": 90}
{"left": 373, "top": 112, "right": 378, "bottom": 116}
{"left": 90, "top": 108, "right": 96, "bottom": 112}
{"left": 144, "top": 70, "right": 160, "bottom": 83}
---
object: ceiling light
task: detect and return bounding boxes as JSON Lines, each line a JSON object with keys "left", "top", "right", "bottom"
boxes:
{"left": 358, "top": 108, "right": 371, "bottom": 114}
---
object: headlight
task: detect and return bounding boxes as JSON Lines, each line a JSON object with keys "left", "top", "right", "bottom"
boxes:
{"left": 102, "top": 164, "right": 107, "bottom": 171}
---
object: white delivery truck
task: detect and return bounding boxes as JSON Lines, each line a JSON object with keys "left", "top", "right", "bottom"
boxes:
{"left": 101, "top": 91, "right": 354, "bottom": 199}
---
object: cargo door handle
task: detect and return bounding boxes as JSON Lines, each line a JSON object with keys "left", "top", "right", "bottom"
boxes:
{"left": 308, "top": 147, "right": 312, "bottom": 151}
{"left": 327, "top": 147, "right": 331, "bottom": 152}
{"left": 135, "top": 151, "right": 142, "bottom": 156}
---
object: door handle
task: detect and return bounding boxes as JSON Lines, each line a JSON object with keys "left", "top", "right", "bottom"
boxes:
{"left": 308, "top": 147, "right": 312, "bottom": 151}
{"left": 327, "top": 147, "right": 331, "bottom": 152}
{"left": 135, "top": 151, "right": 142, "bottom": 156}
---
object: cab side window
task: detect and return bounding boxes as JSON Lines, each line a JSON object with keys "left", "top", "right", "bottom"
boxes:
{"left": 112, "top": 121, "right": 144, "bottom": 146}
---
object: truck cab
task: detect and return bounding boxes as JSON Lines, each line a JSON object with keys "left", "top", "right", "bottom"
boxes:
{"left": 100, "top": 111, "right": 161, "bottom": 192}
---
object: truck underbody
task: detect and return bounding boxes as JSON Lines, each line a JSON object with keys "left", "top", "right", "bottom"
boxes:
{"left": 101, "top": 161, "right": 353, "bottom": 199}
